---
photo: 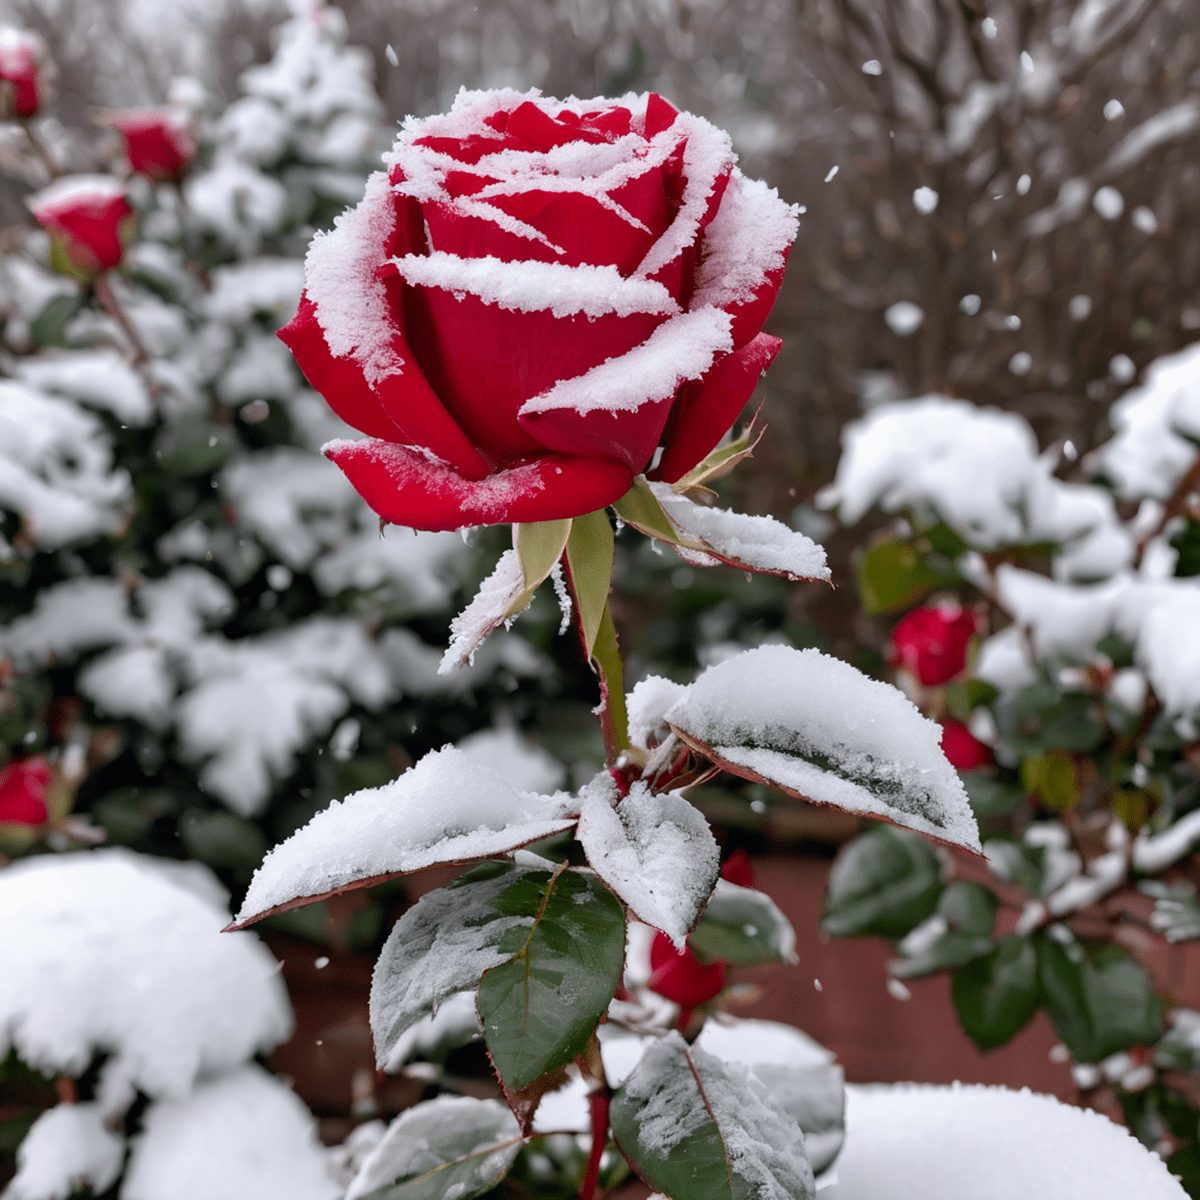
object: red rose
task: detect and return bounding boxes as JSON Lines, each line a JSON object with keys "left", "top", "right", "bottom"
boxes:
{"left": 110, "top": 108, "right": 196, "bottom": 183}
{"left": 0, "top": 27, "right": 41, "bottom": 119}
{"left": 0, "top": 758, "right": 51, "bottom": 825}
{"left": 720, "top": 847, "right": 756, "bottom": 889}
{"left": 28, "top": 175, "right": 135, "bottom": 280}
{"left": 647, "top": 929, "right": 727, "bottom": 1008}
{"left": 891, "top": 603, "right": 977, "bottom": 686}
{"left": 940, "top": 719, "right": 994, "bottom": 771}
{"left": 279, "top": 90, "right": 798, "bottom": 531}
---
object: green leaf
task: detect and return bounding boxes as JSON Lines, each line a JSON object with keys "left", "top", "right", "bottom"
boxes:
{"left": 938, "top": 881, "right": 998, "bottom": 937}
{"left": 1021, "top": 750, "right": 1081, "bottom": 812}
{"left": 821, "top": 827, "right": 943, "bottom": 939}
{"left": 671, "top": 418, "right": 765, "bottom": 494}
{"left": 370, "top": 865, "right": 542, "bottom": 1066}
{"left": 952, "top": 935, "right": 1040, "bottom": 1050}
{"left": 181, "top": 809, "right": 268, "bottom": 871}
{"left": 29, "top": 292, "right": 84, "bottom": 347}
{"left": 893, "top": 931, "right": 993, "bottom": 979}
{"left": 351, "top": 1096, "right": 522, "bottom": 1200}
{"left": 963, "top": 774, "right": 1023, "bottom": 821}
{"left": 856, "top": 538, "right": 942, "bottom": 615}
{"left": 1036, "top": 935, "right": 1162, "bottom": 1063}
{"left": 592, "top": 602, "right": 629, "bottom": 755}
{"left": 156, "top": 415, "right": 238, "bottom": 476}
{"left": 564, "top": 509, "right": 614, "bottom": 658}
{"left": 477, "top": 867, "right": 625, "bottom": 1094}
{"left": 610, "top": 1032, "right": 814, "bottom": 1200}
{"left": 689, "top": 881, "right": 797, "bottom": 966}
{"left": 513, "top": 519, "right": 572, "bottom": 614}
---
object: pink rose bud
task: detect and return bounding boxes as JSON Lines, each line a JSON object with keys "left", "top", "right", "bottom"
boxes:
{"left": 27, "top": 175, "right": 135, "bottom": 280}
{"left": 279, "top": 90, "right": 799, "bottom": 530}
{"left": 940, "top": 719, "right": 994, "bottom": 771}
{"left": 0, "top": 758, "right": 51, "bottom": 825}
{"left": 891, "top": 603, "right": 977, "bottom": 687}
{"left": 647, "top": 930, "right": 727, "bottom": 1008}
{"left": 0, "top": 27, "right": 42, "bottom": 119}
{"left": 109, "top": 107, "right": 196, "bottom": 183}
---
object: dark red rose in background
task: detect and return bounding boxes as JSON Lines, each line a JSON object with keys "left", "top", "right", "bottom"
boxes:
{"left": 279, "top": 90, "right": 799, "bottom": 531}
{"left": 0, "top": 27, "right": 41, "bottom": 119}
{"left": 646, "top": 929, "right": 727, "bottom": 1008}
{"left": 720, "top": 847, "right": 756, "bottom": 889}
{"left": 891, "top": 603, "right": 977, "bottom": 686}
{"left": 940, "top": 719, "right": 994, "bottom": 771}
{"left": 28, "top": 175, "right": 135, "bottom": 280}
{"left": 110, "top": 108, "right": 196, "bottom": 183}
{"left": 0, "top": 758, "right": 51, "bottom": 825}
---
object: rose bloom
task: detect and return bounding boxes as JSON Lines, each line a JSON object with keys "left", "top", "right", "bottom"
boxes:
{"left": 280, "top": 90, "right": 799, "bottom": 531}
{"left": 647, "top": 930, "right": 727, "bottom": 1009}
{"left": 110, "top": 108, "right": 196, "bottom": 183}
{"left": 0, "top": 27, "right": 41, "bottom": 119}
{"left": 940, "top": 719, "right": 994, "bottom": 771}
{"left": 27, "top": 175, "right": 135, "bottom": 279}
{"left": 0, "top": 758, "right": 50, "bottom": 825}
{"left": 891, "top": 603, "right": 977, "bottom": 686}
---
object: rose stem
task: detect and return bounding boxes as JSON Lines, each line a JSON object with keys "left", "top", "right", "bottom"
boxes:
{"left": 20, "top": 119, "right": 58, "bottom": 179}
{"left": 579, "top": 1090, "right": 611, "bottom": 1200}
{"left": 95, "top": 272, "right": 151, "bottom": 365}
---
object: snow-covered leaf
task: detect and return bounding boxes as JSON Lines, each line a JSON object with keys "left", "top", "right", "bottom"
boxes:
{"left": 440, "top": 549, "right": 527, "bottom": 673}
{"left": 609, "top": 1032, "right": 814, "bottom": 1200}
{"left": 370, "top": 865, "right": 541, "bottom": 1067}
{"left": 477, "top": 867, "right": 626, "bottom": 1097}
{"left": 232, "top": 747, "right": 575, "bottom": 928}
{"left": 666, "top": 646, "right": 982, "bottom": 852}
{"left": 689, "top": 880, "right": 797, "bottom": 966}
{"left": 695, "top": 1019, "right": 844, "bottom": 1177}
{"left": 346, "top": 1096, "right": 521, "bottom": 1200}
{"left": 6, "top": 1103, "right": 124, "bottom": 1200}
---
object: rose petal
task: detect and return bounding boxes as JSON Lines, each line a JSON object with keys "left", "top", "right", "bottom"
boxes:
{"left": 651, "top": 332, "right": 781, "bottom": 484}
{"left": 325, "top": 437, "right": 634, "bottom": 530}
{"left": 519, "top": 394, "right": 676, "bottom": 474}
{"left": 643, "top": 93, "right": 680, "bottom": 138}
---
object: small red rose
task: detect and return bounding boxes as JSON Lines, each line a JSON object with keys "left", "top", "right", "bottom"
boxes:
{"left": 891, "top": 603, "right": 977, "bottom": 687}
{"left": 0, "top": 758, "right": 51, "bottom": 825}
{"left": 280, "top": 90, "right": 799, "bottom": 531}
{"left": 0, "top": 27, "right": 41, "bottom": 119}
{"left": 646, "top": 929, "right": 727, "bottom": 1008}
{"left": 720, "top": 847, "right": 756, "bottom": 889}
{"left": 940, "top": 719, "right": 993, "bottom": 771}
{"left": 110, "top": 108, "right": 196, "bottom": 183}
{"left": 28, "top": 175, "right": 135, "bottom": 280}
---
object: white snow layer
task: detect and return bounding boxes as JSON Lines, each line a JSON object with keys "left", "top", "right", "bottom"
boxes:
{"left": 577, "top": 782, "right": 719, "bottom": 948}
{"left": 16, "top": 350, "right": 153, "bottom": 426}
{"left": 650, "top": 482, "right": 831, "bottom": 581}
{"left": 627, "top": 675, "right": 691, "bottom": 750}
{"left": 235, "top": 746, "right": 575, "bottom": 925}
{"left": 0, "top": 852, "right": 291, "bottom": 1102}
{"left": 6, "top": 1104, "right": 124, "bottom": 1200}
{"left": 441, "top": 547, "right": 527, "bottom": 672}
{"left": 823, "top": 1083, "right": 1185, "bottom": 1199}
{"left": 666, "top": 645, "right": 981, "bottom": 852}
{"left": 122, "top": 1066, "right": 340, "bottom": 1200}
{"left": 454, "top": 726, "right": 567, "bottom": 793}
{"left": 346, "top": 1096, "right": 520, "bottom": 1200}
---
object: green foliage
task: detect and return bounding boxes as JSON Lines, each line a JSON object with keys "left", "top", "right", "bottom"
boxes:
{"left": 952, "top": 936, "right": 1040, "bottom": 1049}
{"left": 689, "top": 885, "right": 795, "bottom": 966}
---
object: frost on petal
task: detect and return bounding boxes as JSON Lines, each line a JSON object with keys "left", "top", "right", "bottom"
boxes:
{"left": 441, "top": 548, "right": 527, "bottom": 672}
{"left": 233, "top": 747, "right": 574, "bottom": 927}
{"left": 0, "top": 852, "right": 291, "bottom": 1101}
{"left": 666, "top": 646, "right": 981, "bottom": 853}
{"left": 346, "top": 1096, "right": 520, "bottom": 1200}
{"left": 649, "top": 482, "right": 830, "bottom": 582}
{"left": 122, "top": 1066, "right": 339, "bottom": 1200}
{"left": 370, "top": 866, "right": 540, "bottom": 1065}
{"left": 7, "top": 1103, "right": 124, "bottom": 1200}
{"left": 577, "top": 783, "right": 719, "bottom": 949}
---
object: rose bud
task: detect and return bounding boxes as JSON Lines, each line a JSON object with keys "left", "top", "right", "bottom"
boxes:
{"left": 646, "top": 929, "right": 727, "bottom": 1008}
{"left": 280, "top": 91, "right": 799, "bottom": 530}
{"left": 109, "top": 107, "right": 196, "bottom": 183}
{"left": 940, "top": 719, "right": 994, "bottom": 771}
{"left": 0, "top": 758, "right": 51, "bottom": 826}
{"left": 720, "top": 847, "right": 756, "bottom": 889}
{"left": 0, "top": 27, "right": 42, "bottom": 119}
{"left": 27, "top": 175, "right": 135, "bottom": 280}
{"left": 891, "top": 603, "right": 977, "bottom": 687}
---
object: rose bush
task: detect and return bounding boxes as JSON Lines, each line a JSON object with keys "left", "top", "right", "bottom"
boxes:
{"left": 0, "top": 26, "right": 40, "bottom": 119}
{"left": 110, "top": 107, "right": 196, "bottom": 183}
{"left": 891, "top": 602, "right": 977, "bottom": 686}
{"left": 27, "top": 175, "right": 134, "bottom": 279}
{"left": 279, "top": 89, "right": 798, "bottom": 531}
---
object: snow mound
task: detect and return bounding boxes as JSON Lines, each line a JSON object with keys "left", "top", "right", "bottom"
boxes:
{"left": 454, "top": 727, "right": 567, "bottom": 793}
{"left": 5, "top": 1103, "right": 124, "bottom": 1200}
{"left": 122, "top": 1066, "right": 340, "bottom": 1200}
{"left": 823, "top": 1083, "right": 1185, "bottom": 1199}
{"left": 0, "top": 852, "right": 291, "bottom": 1101}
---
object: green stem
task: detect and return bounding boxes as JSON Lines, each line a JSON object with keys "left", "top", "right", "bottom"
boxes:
{"left": 592, "top": 601, "right": 629, "bottom": 767}
{"left": 94, "top": 273, "right": 150, "bottom": 365}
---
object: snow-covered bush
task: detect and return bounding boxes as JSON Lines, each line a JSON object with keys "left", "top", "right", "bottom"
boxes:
{"left": 818, "top": 351, "right": 1200, "bottom": 1191}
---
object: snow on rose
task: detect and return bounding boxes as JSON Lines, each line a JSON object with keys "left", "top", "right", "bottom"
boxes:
{"left": 0, "top": 26, "right": 41, "bottom": 119}
{"left": 279, "top": 89, "right": 799, "bottom": 531}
